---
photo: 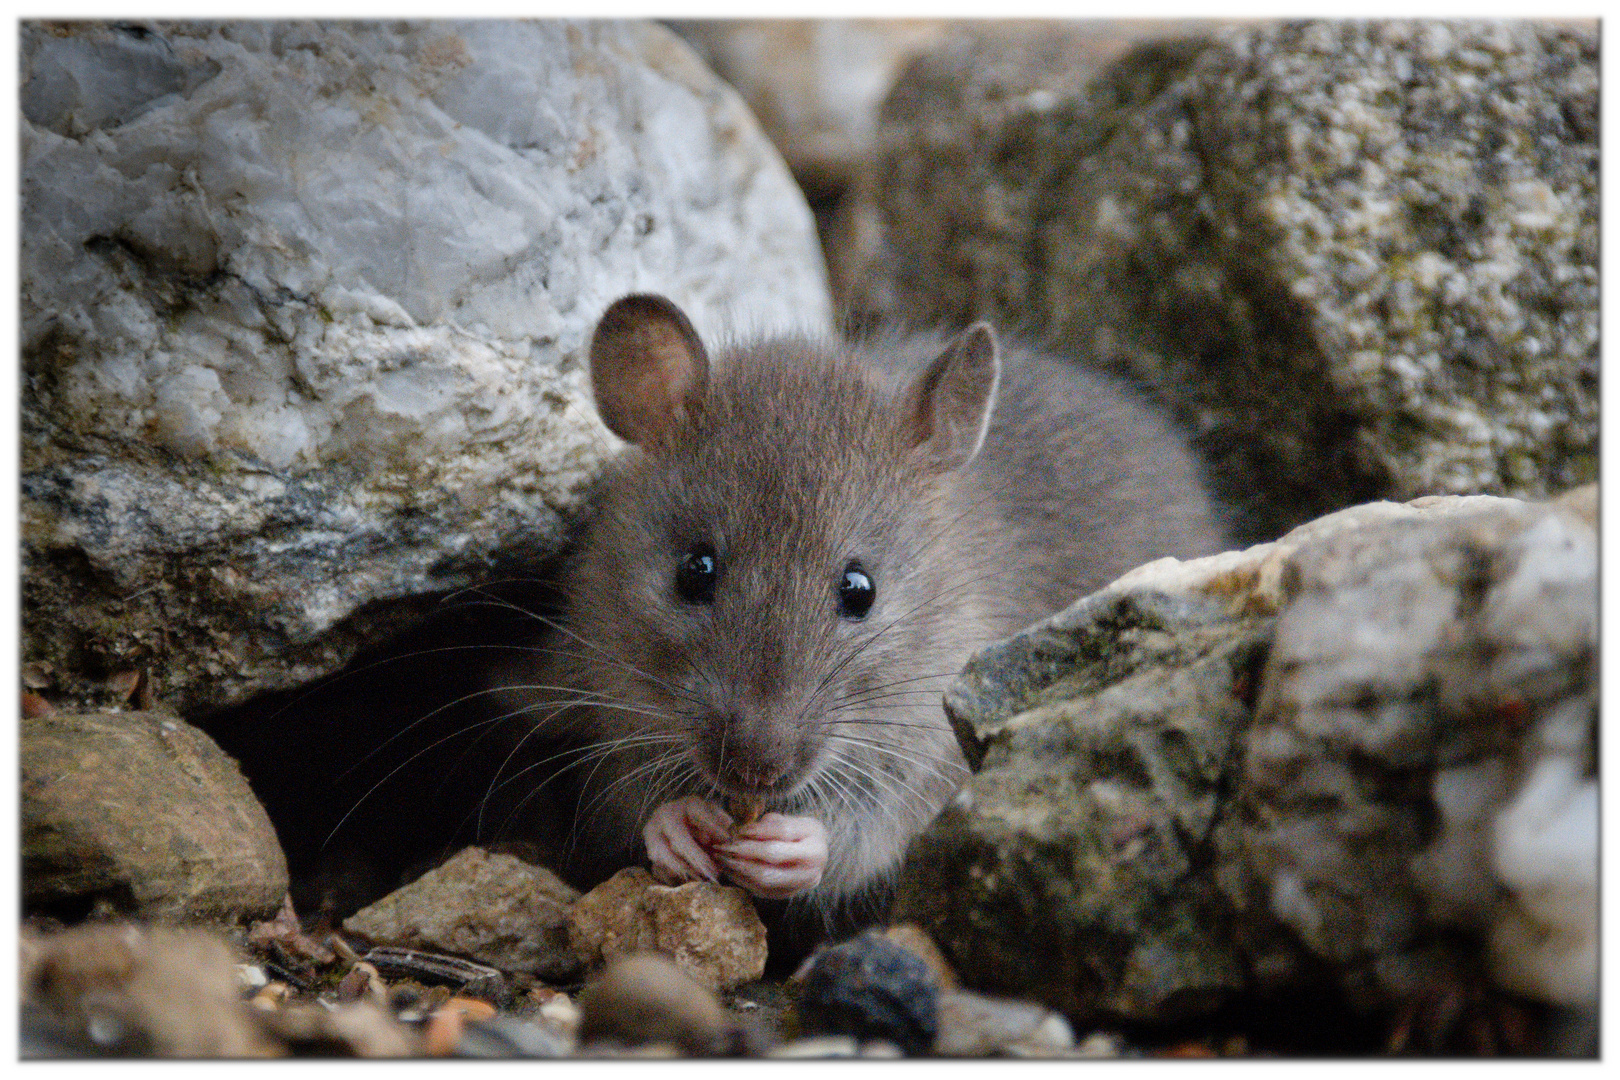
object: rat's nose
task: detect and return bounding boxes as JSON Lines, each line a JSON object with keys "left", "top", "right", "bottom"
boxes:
{"left": 706, "top": 710, "right": 793, "bottom": 791}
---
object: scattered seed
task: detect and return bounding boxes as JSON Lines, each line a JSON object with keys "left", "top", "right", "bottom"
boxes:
{"left": 328, "top": 935, "right": 362, "bottom": 965}
{"left": 363, "top": 947, "right": 505, "bottom": 999}
{"left": 729, "top": 796, "right": 765, "bottom": 827}
{"left": 337, "top": 962, "right": 385, "bottom": 1005}
{"left": 251, "top": 982, "right": 292, "bottom": 1011}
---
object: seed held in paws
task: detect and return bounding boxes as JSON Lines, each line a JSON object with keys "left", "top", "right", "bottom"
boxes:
{"left": 728, "top": 796, "right": 765, "bottom": 829}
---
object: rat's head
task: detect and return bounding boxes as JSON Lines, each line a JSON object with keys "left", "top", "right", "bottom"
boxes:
{"left": 569, "top": 294, "right": 996, "bottom": 814}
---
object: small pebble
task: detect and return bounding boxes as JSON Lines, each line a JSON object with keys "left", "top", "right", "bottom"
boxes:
{"left": 935, "top": 988, "right": 1075, "bottom": 1057}
{"left": 439, "top": 997, "right": 496, "bottom": 1023}
{"left": 336, "top": 962, "right": 386, "bottom": 1006}
{"left": 796, "top": 928, "right": 939, "bottom": 1056}
{"left": 536, "top": 993, "right": 580, "bottom": 1036}
{"left": 422, "top": 994, "right": 499, "bottom": 1058}
{"left": 577, "top": 953, "right": 731, "bottom": 1056}
{"left": 859, "top": 1039, "right": 904, "bottom": 1057}
{"left": 767, "top": 1035, "right": 860, "bottom": 1058}
{"left": 423, "top": 1009, "right": 465, "bottom": 1057}
{"left": 1074, "top": 1031, "right": 1126, "bottom": 1057}
{"left": 250, "top": 983, "right": 292, "bottom": 1011}
{"left": 235, "top": 964, "right": 268, "bottom": 992}
{"left": 452, "top": 1014, "right": 575, "bottom": 1058}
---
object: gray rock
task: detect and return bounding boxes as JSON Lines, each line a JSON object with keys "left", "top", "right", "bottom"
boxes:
{"left": 766, "top": 1035, "right": 860, "bottom": 1058}
{"left": 22, "top": 710, "right": 288, "bottom": 922}
{"left": 451, "top": 1014, "right": 574, "bottom": 1058}
{"left": 795, "top": 928, "right": 939, "bottom": 1056}
{"left": 1240, "top": 485, "right": 1597, "bottom": 1013}
{"left": 847, "top": 20, "right": 1596, "bottom": 540}
{"left": 20, "top": 19, "right": 833, "bottom": 716}
{"left": 934, "top": 989, "right": 1076, "bottom": 1057}
{"left": 893, "top": 486, "right": 1596, "bottom": 1040}
{"left": 342, "top": 846, "right": 582, "bottom": 981}
{"left": 895, "top": 592, "right": 1269, "bottom": 1025}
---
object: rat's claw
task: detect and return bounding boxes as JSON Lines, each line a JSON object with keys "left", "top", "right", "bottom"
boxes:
{"left": 643, "top": 796, "right": 733, "bottom": 883}
{"left": 715, "top": 812, "right": 828, "bottom": 899}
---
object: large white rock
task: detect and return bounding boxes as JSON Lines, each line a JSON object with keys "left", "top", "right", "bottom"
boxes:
{"left": 20, "top": 19, "right": 832, "bottom": 713}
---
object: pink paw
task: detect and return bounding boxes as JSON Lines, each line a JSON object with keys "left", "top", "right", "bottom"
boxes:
{"left": 643, "top": 796, "right": 732, "bottom": 885}
{"left": 714, "top": 812, "right": 828, "bottom": 900}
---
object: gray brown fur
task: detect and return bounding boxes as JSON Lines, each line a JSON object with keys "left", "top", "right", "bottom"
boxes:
{"left": 488, "top": 298, "right": 1226, "bottom": 929}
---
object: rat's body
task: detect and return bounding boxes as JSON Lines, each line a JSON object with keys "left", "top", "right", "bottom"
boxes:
{"left": 486, "top": 295, "right": 1225, "bottom": 952}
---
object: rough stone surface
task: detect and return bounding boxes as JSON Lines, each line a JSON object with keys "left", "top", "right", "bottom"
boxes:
{"left": 341, "top": 846, "right": 582, "bottom": 980}
{"left": 880, "top": 923, "right": 957, "bottom": 989}
{"left": 21, "top": 710, "right": 289, "bottom": 923}
{"left": 567, "top": 867, "right": 767, "bottom": 992}
{"left": 900, "top": 592, "right": 1270, "bottom": 1024}
{"left": 833, "top": 19, "right": 1242, "bottom": 321}
{"left": 894, "top": 486, "right": 1596, "bottom": 1039}
{"left": 846, "top": 20, "right": 1597, "bottom": 541}
{"left": 1239, "top": 486, "right": 1598, "bottom": 1013}
{"left": 20, "top": 18, "right": 833, "bottom": 716}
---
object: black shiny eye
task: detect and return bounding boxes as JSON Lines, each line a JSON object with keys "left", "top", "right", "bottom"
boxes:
{"left": 838, "top": 562, "right": 875, "bottom": 620}
{"left": 675, "top": 544, "right": 719, "bottom": 605}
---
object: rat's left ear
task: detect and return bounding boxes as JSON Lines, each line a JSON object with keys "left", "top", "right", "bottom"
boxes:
{"left": 903, "top": 323, "right": 999, "bottom": 471}
{"left": 588, "top": 294, "right": 710, "bottom": 448}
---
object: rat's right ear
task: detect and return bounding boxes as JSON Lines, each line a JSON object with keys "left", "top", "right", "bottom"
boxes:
{"left": 589, "top": 294, "right": 710, "bottom": 447}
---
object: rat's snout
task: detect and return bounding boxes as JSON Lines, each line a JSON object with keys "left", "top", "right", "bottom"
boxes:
{"left": 703, "top": 708, "right": 801, "bottom": 794}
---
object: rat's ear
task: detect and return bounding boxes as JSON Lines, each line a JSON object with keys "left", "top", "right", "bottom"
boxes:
{"left": 904, "top": 322, "right": 1000, "bottom": 471}
{"left": 589, "top": 294, "right": 710, "bottom": 447}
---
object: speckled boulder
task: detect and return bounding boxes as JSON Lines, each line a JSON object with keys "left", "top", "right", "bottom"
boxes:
{"left": 20, "top": 19, "right": 832, "bottom": 715}
{"left": 894, "top": 486, "right": 1596, "bottom": 1047}
{"left": 848, "top": 19, "right": 1596, "bottom": 541}
{"left": 22, "top": 710, "right": 288, "bottom": 922}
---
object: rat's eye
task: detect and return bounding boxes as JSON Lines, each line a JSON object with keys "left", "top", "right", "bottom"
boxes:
{"left": 675, "top": 544, "right": 719, "bottom": 605}
{"left": 838, "top": 562, "right": 875, "bottom": 620}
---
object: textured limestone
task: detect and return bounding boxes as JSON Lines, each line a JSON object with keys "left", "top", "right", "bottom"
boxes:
{"left": 20, "top": 19, "right": 833, "bottom": 715}
{"left": 22, "top": 710, "right": 288, "bottom": 923}
{"left": 847, "top": 20, "right": 1596, "bottom": 540}
{"left": 901, "top": 592, "right": 1269, "bottom": 1024}
{"left": 566, "top": 867, "right": 767, "bottom": 992}
{"left": 1242, "top": 485, "right": 1598, "bottom": 1012}
{"left": 894, "top": 486, "right": 1596, "bottom": 1038}
{"left": 342, "top": 846, "right": 582, "bottom": 980}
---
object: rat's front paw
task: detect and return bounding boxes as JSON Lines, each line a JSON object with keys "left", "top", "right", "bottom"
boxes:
{"left": 714, "top": 812, "right": 828, "bottom": 900}
{"left": 643, "top": 795, "right": 734, "bottom": 885}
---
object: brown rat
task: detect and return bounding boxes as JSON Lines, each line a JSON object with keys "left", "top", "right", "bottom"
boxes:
{"left": 485, "top": 293, "right": 1226, "bottom": 947}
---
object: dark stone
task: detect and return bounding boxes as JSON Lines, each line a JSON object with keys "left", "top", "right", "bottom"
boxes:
{"left": 796, "top": 928, "right": 940, "bottom": 1056}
